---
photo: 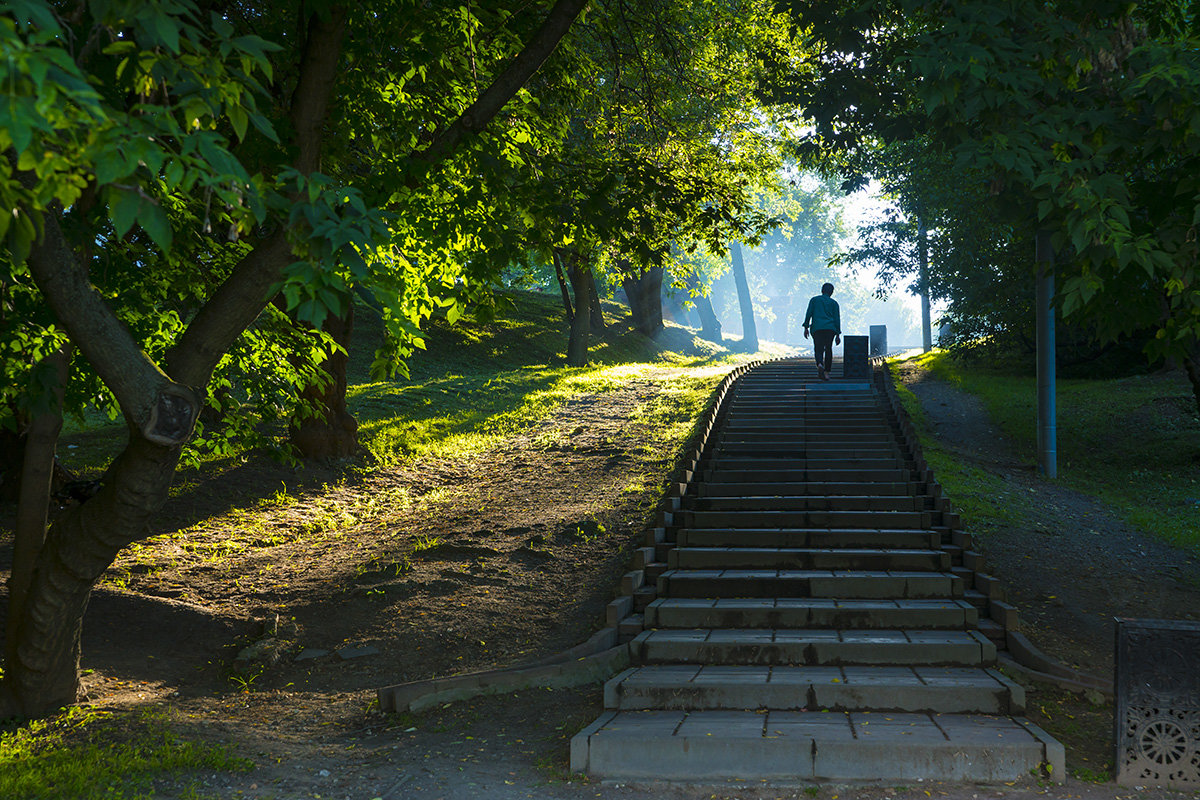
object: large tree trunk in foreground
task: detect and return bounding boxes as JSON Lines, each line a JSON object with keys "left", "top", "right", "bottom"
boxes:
{"left": 290, "top": 303, "right": 358, "bottom": 459}
{"left": 565, "top": 250, "right": 592, "bottom": 367}
{"left": 622, "top": 266, "right": 664, "bottom": 336}
{"left": 730, "top": 241, "right": 757, "bottom": 351}
{"left": 1, "top": 435, "right": 183, "bottom": 718}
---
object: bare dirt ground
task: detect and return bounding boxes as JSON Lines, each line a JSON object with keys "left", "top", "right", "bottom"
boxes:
{"left": 4, "top": 369, "right": 1200, "bottom": 799}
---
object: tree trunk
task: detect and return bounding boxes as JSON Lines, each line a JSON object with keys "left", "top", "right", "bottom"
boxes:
{"left": 586, "top": 270, "right": 606, "bottom": 333}
{"left": 289, "top": 303, "right": 358, "bottom": 460}
{"left": 0, "top": 8, "right": 351, "bottom": 720}
{"left": 565, "top": 251, "right": 592, "bottom": 367}
{"left": 622, "top": 267, "right": 665, "bottom": 336}
{"left": 0, "top": 426, "right": 25, "bottom": 501}
{"left": 552, "top": 249, "right": 574, "bottom": 323}
{"left": 730, "top": 241, "right": 757, "bottom": 351}
{"left": 1, "top": 434, "right": 183, "bottom": 718}
{"left": 6, "top": 349, "right": 69, "bottom": 674}
{"left": 919, "top": 216, "right": 932, "bottom": 352}
{"left": 695, "top": 293, "right": 722, "bottom": 343}
{"left": 1184, "top": 348, "right": 1200, "bottom": 420}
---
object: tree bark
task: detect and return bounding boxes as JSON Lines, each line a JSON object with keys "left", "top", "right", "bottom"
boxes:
{"left": 21, "top": 201, "right": 201, "bottom": 446}
{"left": 1, "top": 434, "right": 183, "bottom": 718}
{"left": 586, "top": 270, "right": 607, "bottom": 333}
{"left": 6, "top": 349, "right": 69, "bottom": 674}
{"left": 622, "top": 267, "right": 665, "bottom": 336}
{"left": 695, "top": 292, "right": 722, "bottom": 343}
{"left": 290, "top": 303, "right": 358, "bottom": 459}
{"left": 565, "top": 250, "right": 592, "bottom": 367}
{"left": 552, "top": 248, "right": 574, "bottom": 323}
{"left": 730, "top": 241, "right": 758, "bottom": 351}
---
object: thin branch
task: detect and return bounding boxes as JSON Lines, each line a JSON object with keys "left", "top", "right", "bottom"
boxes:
{"left": 413, "top": 0, "right": 589, "bottom": 166}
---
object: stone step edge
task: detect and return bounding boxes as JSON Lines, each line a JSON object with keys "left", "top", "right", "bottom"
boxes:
{"left": 603, "top": 664, "right": 1027, "bottom": 714}
{"left": 570, "top": 710, "right": 1065, "bottom": 782}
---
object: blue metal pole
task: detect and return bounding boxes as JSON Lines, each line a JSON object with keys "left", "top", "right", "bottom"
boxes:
{"left": 1036, "top": 230, "right": 1057, "bottom": 478}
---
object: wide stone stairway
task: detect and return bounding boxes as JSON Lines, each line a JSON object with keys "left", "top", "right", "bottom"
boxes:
{"left": 571, "top": 359, "right": 1063, "bottom": 783}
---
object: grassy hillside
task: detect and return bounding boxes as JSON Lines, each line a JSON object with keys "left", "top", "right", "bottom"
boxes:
{"left": 345, "top": 289, "right": 771, "bottom": 467}
{"left": 50, "top": 289, "right": 783, "bottom": 481}
{"left": 900, "top": 350, "right": 1200, "bottom": 552}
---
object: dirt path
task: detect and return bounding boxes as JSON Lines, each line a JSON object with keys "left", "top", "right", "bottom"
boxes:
{"left": 6, "top": 369, "right": 1200, "bottom": 799}
{"left": 893, "top": 362, "right": 1200, "bottom": 676}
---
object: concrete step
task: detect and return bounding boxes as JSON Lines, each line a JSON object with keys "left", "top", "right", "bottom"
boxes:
{"left": 683, "top": 496, "right": 923, "bottom": 512}
{"left": 605, "top": 665, "right": 1025, "bottom": 714}
{"left": 674, "top": 527, "right": 940, "bottom": 549}
{"left": 714, "top": 432, "right": 895, "bottom": 443}
{"left": 656, "top": 569, "right": 962, "bottom": 599}
{"left": 644, "top": 598, "right": 979, "bottom": 630}
{"left": 694, "top": 481, "right": 922, "bottom": 497}
{"left": 721, "top": 419, "right": 890, "bottom": 430}
{"left": 677, "top": 510, "right": 930, "bottom": 529}
{"left": 704, "top": 458, "right": 908, "bottom": 472}
{"left": 631, "top": 629, "right": 996, "bottom": 666}
{"left": 570, "top": 710, "right": 1063, "bottom": 781}
{"left": 667, "top": 547, "right": 950, "bottom": 572}
{"left": 702, "top": 468, "right": 915, "bottom": 483}
{"left": 713, "top": 443, "right": 900, "bottom": 457}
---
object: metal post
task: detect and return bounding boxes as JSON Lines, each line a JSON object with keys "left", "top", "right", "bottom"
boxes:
{"left": 919, "top": 217, "right": 932, "bottom": 351}
{"left": 1036, "top": 230, "right": 1057, "bottom": 478}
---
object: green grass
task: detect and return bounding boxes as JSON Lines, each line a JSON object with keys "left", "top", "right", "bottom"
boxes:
{"left": 56, "top": 289, "right": 773, "bottom": 482}
{"left": 900, "top": 350, "right": 1200, "bottom": 552}
{"left": 0, "top": 707, "right": 252, "bottom": 800}
{"left": 347, "top": 291, "right": 760, "bottom": 467}
{"left": 890, "top": 379, "right": 1030, "bottom": 535}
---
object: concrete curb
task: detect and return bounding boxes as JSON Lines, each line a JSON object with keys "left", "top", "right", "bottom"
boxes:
{"left": 997, "top": 652, "right": 1113, "bottom": 698}
{"left": 378, "top": 632, "right": 631, "bottom": 713}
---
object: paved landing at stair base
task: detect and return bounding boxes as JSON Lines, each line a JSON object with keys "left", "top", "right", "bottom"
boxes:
{"left": 571, "top": 359, "right": 1063, "bottom": 783}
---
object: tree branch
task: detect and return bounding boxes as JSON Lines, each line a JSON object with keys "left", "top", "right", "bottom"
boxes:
{"left": 22, "top": 203, "right": 200, "bottom": 446}
{"left": 169, "top": 6, "right": 348, "bottom": 387}
{"left": 413, "top": 0, "right": 589, "bottom": 166}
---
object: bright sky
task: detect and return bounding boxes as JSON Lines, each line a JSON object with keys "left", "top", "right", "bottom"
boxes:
{"left": 836, "top": 182, "right": 947, "bottom": 347}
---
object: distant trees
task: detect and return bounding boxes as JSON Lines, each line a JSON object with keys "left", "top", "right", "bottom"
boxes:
{"left": 792, "top": 0, "right": 1200, "bottom": 407}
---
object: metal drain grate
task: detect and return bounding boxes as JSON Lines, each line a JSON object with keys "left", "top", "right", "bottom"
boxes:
{"left": 1116, "top": 619, "right": 1200, "bottom": 788}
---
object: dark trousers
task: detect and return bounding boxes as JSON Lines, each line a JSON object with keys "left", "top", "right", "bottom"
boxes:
{"left": 812, "top": 329, "right": 836, "bottom": 374}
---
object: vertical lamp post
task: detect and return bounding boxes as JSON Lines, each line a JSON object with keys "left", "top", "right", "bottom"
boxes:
{"left": 1036, "top": 230, "right": 1057, "bottom": 478}
{"left": 919, "top": 217, "right": 932, "bottom": 352}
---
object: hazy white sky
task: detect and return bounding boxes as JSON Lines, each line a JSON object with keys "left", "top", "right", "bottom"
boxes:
{"left": 836, "top": 182, "right": 946, "bottom": 346}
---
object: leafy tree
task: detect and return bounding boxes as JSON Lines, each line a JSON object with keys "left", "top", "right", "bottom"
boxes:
{"left": 514, "top": 0, "right": 794, "bottom": 363}
{"left": 0, "top": 0, "right": 587, "bottom": 717}
{"left": 783, "top": 0, "right": 1200, "bottom": 409}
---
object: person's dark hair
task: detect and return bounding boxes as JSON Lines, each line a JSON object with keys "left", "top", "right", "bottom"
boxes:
{"left": 821, "top": 282, "right": 834, "bottom": 295}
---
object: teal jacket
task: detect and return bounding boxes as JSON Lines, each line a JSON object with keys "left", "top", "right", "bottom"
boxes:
{"left": 803, "top": 294, "right": 841, "bottom": 334}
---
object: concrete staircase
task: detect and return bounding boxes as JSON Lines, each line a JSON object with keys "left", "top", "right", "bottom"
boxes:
{"left": 571, "top": 359, "right": 1063, "bottom": 783}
